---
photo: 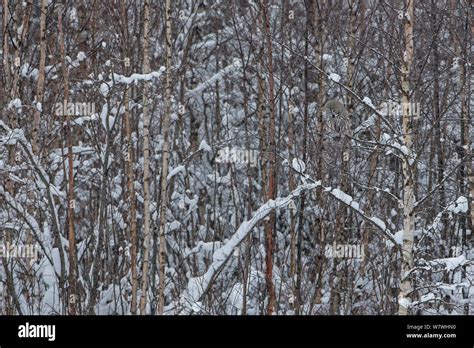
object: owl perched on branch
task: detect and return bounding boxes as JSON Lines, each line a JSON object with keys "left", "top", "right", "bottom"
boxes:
{"left": 323, "top": 100, "right": 351, "bottom": 139}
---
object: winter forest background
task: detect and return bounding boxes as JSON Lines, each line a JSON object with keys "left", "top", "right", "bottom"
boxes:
{"left": 0, "top": 0, "right": 472, "bottom": 315}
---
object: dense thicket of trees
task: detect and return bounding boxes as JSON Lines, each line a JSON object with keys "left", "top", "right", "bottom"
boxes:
{"left": 0, "top": 0, "right": 472, "bottom": 315}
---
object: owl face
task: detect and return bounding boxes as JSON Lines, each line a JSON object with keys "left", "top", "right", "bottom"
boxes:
{"left": 323, "top": 100, "right": 350, "bottom": 138}
{"left": 325, "top": 110, "right": 350, "bottom": 138}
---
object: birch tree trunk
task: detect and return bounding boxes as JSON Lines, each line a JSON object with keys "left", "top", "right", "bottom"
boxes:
{"left": 398, "top": 0, "right": 415, "bottom": 316}
{"left": 139, "top": 0, "right": 152, "bottom": 315}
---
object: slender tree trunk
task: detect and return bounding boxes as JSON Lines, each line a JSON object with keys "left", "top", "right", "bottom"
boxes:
{"left": 10, "top": 1, "right": 31, "bottom": 100}
{"left": 451, "top": 0, "right": 472, "bottom": 314}
{"left": 398, "top": 0, "right": 415, "bottom": 316}
{"left": 296, "top": 22, "right": 309, "bottom": 314}
{"left": 455, "top": 5, "right": 473, "bottom": 251}
{"left": 59, "top": 5, "right": 78, "bottom": 315}
{"left": 2, "top": 0, "right": 11, "bottom": 96}
{"left": 32, "top": 0, "right": 47, "bottom": 155}
{"left": 119, "top": 0, "right": 138, "bottom": 315}
{"left": 431, "top": 15, "right": 447, "bottom": 242}
{"left": 139, "top": 0, "right": 152, "bottom": 315}
{"left": 156, "top": 0, "right": 172, "bottom": 315}
{"left": 288, "top": 104, "right": 297, "bottom": 280}
{"left": 330, "top": 0, "right": 355, "bottom": 315}
{"left": 361, "top": 0, "right": 382, "bottom": 275}
{"left": 308, "top": 0, "right": 326, "bottom": 310}
{"left": 262, "top": 0, "right": 277, "bottom": 315}
{"left": 256, "top": 63, "right": 268, "bottom": 313}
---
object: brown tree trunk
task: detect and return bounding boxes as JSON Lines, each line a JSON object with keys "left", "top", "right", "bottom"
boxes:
{"left": 262, "top": 0, "right": 277, "bottom": 315}
{"left": 308, "top": 0, "right": 326, "bottom": 311}
{"left": 120, "top": 0, "right": 138, "bottom": 315}
{"left": 59, "top": 5, "right": 78, "bottom": 315}
{"left": 32, "top": 0, "right": 47, "bottom": 155}
{"left": 2, "top": 0, "right": 11, "bottom": 97}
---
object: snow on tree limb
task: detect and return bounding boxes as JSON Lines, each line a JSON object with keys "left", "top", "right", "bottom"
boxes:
{"left": 111, "top": 67, "right": 165, "bottom": 85}
{"left": 323, "top": 186, "right": 398, "bottom": 247}
{"left": 279, "top": 154, "right": 399, "bottom": 248}
{"left": 172, "top": 170, "right": 398, "bottom": 313}
{"left": 172, "top": 181, "right": 320, "bottom": 314}
{"left": 186, "top": 58, "right": 241, "bottom": 97}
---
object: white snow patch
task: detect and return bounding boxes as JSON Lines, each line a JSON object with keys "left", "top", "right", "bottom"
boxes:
{"left": 167, "top": 165, "right": 185, "bottom": 181}
{"left": 447, "top": 196, "right": 468, "bottom": 214}
{"left": 362, "top": 97, "right": 375, "bottom": 108}
{"left": 77, "top": 51, "right": 87, "bottom": 62}
{"left": 198, "top": 139, "right": 211, "bottom": 152}
{"left": 429, "top": 255, "right": 468, "bottom": 271}
{"left": 322, "top": 54, "right": 332, "bottom": 61}
{"left": 292, "top": 158, "right": 306, "bottom": 173}
{"left": 328, "top": 73, "right": 341, "bottom": 83}
{"left": 100, "top": 83, "right": 109, "bottom": 97}
{"left": 8, "top": 98, "right": 22, "bottom": 110}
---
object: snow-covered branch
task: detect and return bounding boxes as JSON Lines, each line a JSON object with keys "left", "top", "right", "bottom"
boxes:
{"left": 172, "top": 181, "right": 320, "bottom": 314}
{"left": 281, "top": 154, "right": 399, "bottom": 248}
